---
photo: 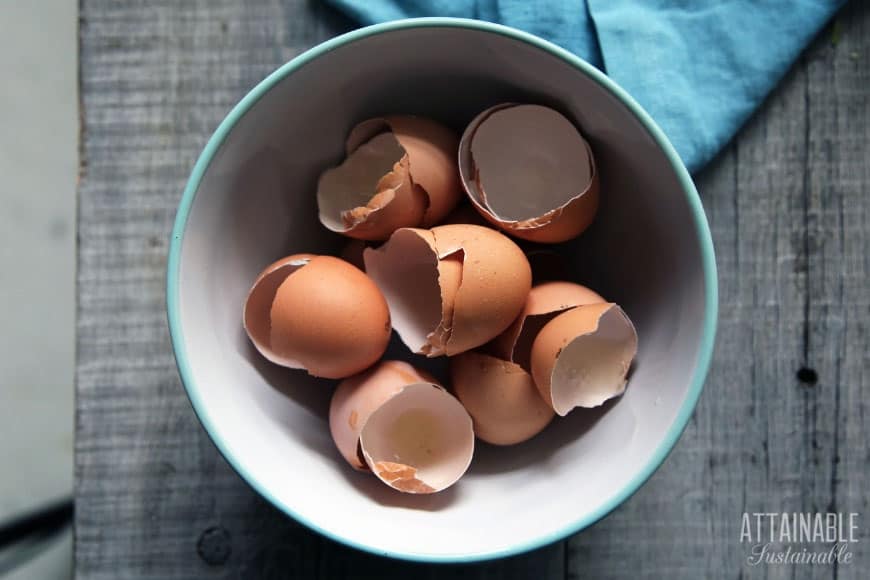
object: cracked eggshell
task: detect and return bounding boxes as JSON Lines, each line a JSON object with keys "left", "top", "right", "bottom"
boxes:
{"left": 459, "top": 103, "right": 599, "bottom": 243}
{"left": 243, "top": 254, "right": 317, "bottom": 369}
{"left": 489, "top": 281, "right": 606, "bottom": 371}
{"left": 329, "top": 360, "right": 437, "bottom": 470}
{"left": 360, "top": 382, "right": 474, "bottom": 494}
{"left": 361, "top": 228, "right": 447, "bottom": 356}
{"left": 318, "top": 115, "right": 462, "bottom": 240}
{"left": 451, "top": 351, "right": 554, "bottom": 446}
{"left": 343, "top": 115, "right": 462, "bottom": 226}
{"left": 530, "top": 303, "right": 638, "bottom": 416}
{"left": 363, "top": 224, "right": 531, "bottom": 357}
{"left": 317, "top": 129, "right": 426, "bottom": 240}
{"left": 431, "top": 224, "right": 532, "bottom": 355}
{"left": 355, "top": 116, "right": 463, "bottom": 226}
{"left": 244, "top": 255, "right": 391, "bottom": 379}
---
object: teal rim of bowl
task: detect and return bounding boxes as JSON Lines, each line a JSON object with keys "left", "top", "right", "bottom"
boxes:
{"left": 167, "top": 16, "right": 719, "bottom": 564}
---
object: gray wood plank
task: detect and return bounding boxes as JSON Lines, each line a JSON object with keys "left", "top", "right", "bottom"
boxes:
{"left": 566, "top": 3, "right": 869, "bottom": 579}
{"left": 75, "top": 0, "right": 868, "bottom": 578}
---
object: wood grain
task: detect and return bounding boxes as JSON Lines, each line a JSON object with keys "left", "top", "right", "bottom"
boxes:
{"left": 75, "top": 0, "right": 868, "bottom": 578}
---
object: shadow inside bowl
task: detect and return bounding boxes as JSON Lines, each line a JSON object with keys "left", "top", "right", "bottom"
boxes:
{"left": 240, "top": 334, "right": 342, "bottom": 464}
{"left": 470, "top": 397, "right": 621, "bottom": 475}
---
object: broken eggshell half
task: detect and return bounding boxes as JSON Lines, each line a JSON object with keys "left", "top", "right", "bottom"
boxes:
{"left": 329, "top": 360, "right": 474, "bottom": 493}
{"left": 530, "top": 303, "right": 638, "bottom": 416}
{"left": 363, "top": 224, "right": 532, "bottom": 357}
{"left": 451, "top": 351, "right": 554, "bottom": 446}
{"left": 489, "top": 281, "right": 606, "bottom": 372}
{"left": 317, "top": 116, "right": 462, "bottom": 240}
{"left": 243, "top": 254, "right": 391, "bottom": 379}
{"left": 459, "top": 103, "right": 599, "bottom": 243}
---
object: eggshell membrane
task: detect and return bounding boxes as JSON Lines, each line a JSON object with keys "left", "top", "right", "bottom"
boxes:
{"left": 459, "top": 104, "right": 599, "bottom": 243}
{"left": 490, "top": 281, "right": 606, "bottom": 371}
{"left": 530, "top": 303, "right": 638, "bottom": 416}
{"left": 431, "top": 224, "right": 532, "bottom": 355}
{"left": 451, "top": 351, "right": 554, "bottom": 446}
{"left": 269, "top": 256, "right": 391, "bottom": 379}
{"left": 329, "top": 360, "right": 437, "bottom": 470}
{"left": 243, "top": 253, "right": 316, "bottom": 368}
{"left": 360, "top": 382, "right": 474, "bottom": 493}
{"left": 317, "top": 129, "right": 426, "bottom": 241}
{"left": 363, "top": 228, "right": 443, "bottom": 354}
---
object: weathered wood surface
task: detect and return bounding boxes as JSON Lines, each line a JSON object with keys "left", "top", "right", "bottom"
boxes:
{"left": 75, "top": 0, "right": 869, "bottom": 578}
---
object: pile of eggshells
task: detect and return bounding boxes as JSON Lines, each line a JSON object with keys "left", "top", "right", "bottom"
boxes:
{"left": 244, "top": 104, "right": 638, "bottom": 495}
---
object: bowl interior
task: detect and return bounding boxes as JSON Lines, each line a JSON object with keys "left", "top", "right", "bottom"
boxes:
{"left": 171, "top": 22, "right": 713, "bottom": 561}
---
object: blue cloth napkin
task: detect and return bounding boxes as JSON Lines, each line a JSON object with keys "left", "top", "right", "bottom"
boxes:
{"left": 323, "top": 0, "right": 845, "bottom": 172}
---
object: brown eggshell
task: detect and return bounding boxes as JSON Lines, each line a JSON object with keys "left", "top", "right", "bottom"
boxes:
{"left": 364, "top": 224, "right": 532, "bottom": 357}
{"left": 530, "top": 303, "right": 638, "bottom": 416}
{"left": 349, "top": 116, "right": 462, "bottom": 227}
{"left": 329, "top": 360, "right": 436, "bottom": 470}
{"left": 489, "top": 281, "right": 606, "bottom": 371}
{"left": 268, "top": 255, "right": 391, "bottom": 379}
{"left": 459, "top": 104, "right": 599, "bottom": 243}
{"left": 360, "top": 382, "right": 474, "bottom": 493}
{"left": 243, "top": 254, "right": 317, "bottom": 368}
{"left": 317, "top": 130, "right": 427, "bottom": 240}
{"left": 451, "top": 351, "right": 554, "bottom": 446}
{"left": 381, "top": 116, "right": 463, "bottom": 225}
{"left": 431, "top": 224, "right": 532, "bottom": 355}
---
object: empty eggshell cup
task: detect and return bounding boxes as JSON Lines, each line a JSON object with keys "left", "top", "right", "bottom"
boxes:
{"left": 458, "top": 103, "right": 599, "bottom": 243}
{"left": 168, "top": 19, "right": 717, "bottom": 563}
{"left": 329, "top": 360, "right": 473, "bottom": 493}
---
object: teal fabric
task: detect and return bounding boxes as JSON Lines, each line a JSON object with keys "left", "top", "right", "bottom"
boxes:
{"left": 323, "top": 0, "right": 845, "bottom": 172}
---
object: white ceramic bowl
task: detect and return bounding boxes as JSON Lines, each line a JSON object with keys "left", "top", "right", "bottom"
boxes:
{"left": 167, "top": 18, "right": 718, "bottom": 563}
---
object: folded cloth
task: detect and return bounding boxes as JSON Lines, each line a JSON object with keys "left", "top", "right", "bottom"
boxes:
{"left": 323, "top": 0, "right": 845, "bottom": 172}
